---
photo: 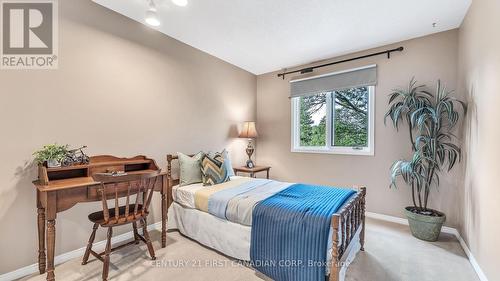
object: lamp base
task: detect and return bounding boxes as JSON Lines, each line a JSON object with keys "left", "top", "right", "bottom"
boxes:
{"left": 245, "top": 139, "right": 255, "bottom": 168}
{"left": 246, "top": 159, "right": 255, "bottom": 168}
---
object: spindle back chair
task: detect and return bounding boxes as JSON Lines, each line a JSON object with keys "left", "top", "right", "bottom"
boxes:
{"left": 82, "top": 170, "right": 161, "bottom": 281}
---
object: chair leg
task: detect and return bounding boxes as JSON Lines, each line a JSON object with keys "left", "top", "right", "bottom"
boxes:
{"left": 82, "top": 223, "right": 98, "bottom": 265}
{"left": 141, "top": 218, "right": 156, "bottom": 260}
{"left": 102, "top": 227, "right": 113, "bottom": 281}
{"left": 132, "top": 222, "right": 140, "bottom": 244}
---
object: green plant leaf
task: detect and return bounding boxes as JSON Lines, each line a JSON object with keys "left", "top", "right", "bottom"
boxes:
{"left": 385, "top": 78, "right": 466, "bottom": 210}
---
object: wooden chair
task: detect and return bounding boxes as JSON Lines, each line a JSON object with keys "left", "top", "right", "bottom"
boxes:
{"left": 82, "top": 170, "right": 161, "bottom": 281}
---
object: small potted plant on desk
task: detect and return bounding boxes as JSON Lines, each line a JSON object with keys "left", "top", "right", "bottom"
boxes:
{"left": 385, "top": 79, "right": 466, "bottom": 241}
{"left": 33, "top": 144, "right": 69, "bottom": 168}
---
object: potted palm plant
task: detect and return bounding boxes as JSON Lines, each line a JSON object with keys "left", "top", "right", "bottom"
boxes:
{"left": 385, "top": 79, "right": 466, "bottom": 241}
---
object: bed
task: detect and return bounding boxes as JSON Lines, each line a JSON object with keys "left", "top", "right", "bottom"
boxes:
{"left": 165, "top": 154, "right": 366, "bottom": 281}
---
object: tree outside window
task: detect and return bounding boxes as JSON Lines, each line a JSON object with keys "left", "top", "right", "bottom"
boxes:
{"left": 296, "top": 86, "right": 370, "bottom": 150}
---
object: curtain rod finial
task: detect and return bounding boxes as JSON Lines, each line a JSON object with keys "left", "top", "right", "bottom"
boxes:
{"left": 278, "top": 69, "right": 287, "bottom": 79}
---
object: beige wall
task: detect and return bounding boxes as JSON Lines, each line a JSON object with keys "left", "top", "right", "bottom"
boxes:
{"left": 458, "top": 0, "right": 500, "bottom": 280}
{"left": 256, "top": 30, "right": 463, "bottom": 227}
{"left": 0, "top": 0, "right": 256, "bottom": 273}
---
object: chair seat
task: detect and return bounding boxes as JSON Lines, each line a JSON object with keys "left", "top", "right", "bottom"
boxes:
{"left": 88, "top": 204, "right": 145, "bottom": 226}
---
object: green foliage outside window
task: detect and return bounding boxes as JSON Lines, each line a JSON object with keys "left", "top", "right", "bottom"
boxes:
{"left": 334, "top": 87, "right": 368, "bottom": 147}
{"left": 299, "top": 94, "right": 326, "bottom": 146}
{"left": 299, "top": 87, "right": 369, "bottom": 147}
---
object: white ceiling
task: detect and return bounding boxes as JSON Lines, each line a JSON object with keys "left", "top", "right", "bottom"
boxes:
{"left": 93, "top": 0, "right": 471, "bottom": 75}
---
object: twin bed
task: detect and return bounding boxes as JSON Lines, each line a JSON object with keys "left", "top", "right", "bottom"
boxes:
{"left": 165, "top": 154, "right": 366, "bottom": 281}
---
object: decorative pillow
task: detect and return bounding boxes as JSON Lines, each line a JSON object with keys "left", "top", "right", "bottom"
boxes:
{"left": 222, "top": 149, "right": 235, "bottom": 177}
{"left": 207, "top": 149, "right": 235, "bottom": 178}
{"left": 201, "top": 153, "right": 230, "bottom": 186}
{"left": 178, "top": 152, "right": 204, "bottom": 186}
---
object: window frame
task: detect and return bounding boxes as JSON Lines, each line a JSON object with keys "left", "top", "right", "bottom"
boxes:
{"left": 291, "top": 86, "right": 375, "bottom": 156}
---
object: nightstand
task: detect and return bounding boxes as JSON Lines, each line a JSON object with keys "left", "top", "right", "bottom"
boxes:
{"left": 233, "top": 166, "right": 271, "bottom": 179}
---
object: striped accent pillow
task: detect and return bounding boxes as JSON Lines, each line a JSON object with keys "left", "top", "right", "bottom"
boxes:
{"left": 201, "top": 153, "right": 230, "bottom": 186}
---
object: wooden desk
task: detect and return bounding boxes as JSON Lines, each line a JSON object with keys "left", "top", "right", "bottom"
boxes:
{"left": 33, "top": 155, "right": 169, "bottom": 281}
{"left": 233, "top": 166, "right": 271, "bottom": 179}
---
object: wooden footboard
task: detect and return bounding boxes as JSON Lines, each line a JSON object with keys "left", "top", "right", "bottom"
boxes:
{"left": 329, "top": 186, "right": 366, "bottom": 281}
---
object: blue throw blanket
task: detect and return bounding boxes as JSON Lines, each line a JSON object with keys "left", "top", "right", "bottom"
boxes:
{"left": 250, "top": 184, "right": 355, "bottom": 281}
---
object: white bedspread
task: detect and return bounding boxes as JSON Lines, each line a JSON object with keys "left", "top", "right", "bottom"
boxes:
{"left": 168, "top": 202, "right": 251, "bottom": 260}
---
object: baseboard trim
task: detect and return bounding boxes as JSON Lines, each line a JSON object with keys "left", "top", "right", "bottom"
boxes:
{"left": 2, "top": 214, "right": 488, "bottom": 281}
{"left": 366, "top": 212, "right": 488, "bottom": 281}
{"left": 0, "top": 222, "right": 162, "bottom": 281}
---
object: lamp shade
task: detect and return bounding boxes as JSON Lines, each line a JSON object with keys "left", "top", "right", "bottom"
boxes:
{"left": 239, "top": 121, "right": 258, "bottom": 138}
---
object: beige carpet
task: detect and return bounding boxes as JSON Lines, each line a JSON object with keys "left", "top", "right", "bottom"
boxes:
{"left": 22, "top": 217, "right": 479, "bottom": 281}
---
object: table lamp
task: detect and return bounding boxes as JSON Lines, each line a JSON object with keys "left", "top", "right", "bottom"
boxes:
{"left": 238, "top": 121, "right": 258, "bottom": 168}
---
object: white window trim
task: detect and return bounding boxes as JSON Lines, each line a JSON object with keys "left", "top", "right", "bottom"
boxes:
{"left": 291, "top": 86, "right": 375, "bottom": 156}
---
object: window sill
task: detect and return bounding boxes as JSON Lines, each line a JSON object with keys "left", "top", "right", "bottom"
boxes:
{"left": 291, "top": 147, "right": 374, "bottom": 156}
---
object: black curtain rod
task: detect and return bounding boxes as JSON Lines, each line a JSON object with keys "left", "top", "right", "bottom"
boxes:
{"left": 277, "top": 46, "right": 404, "bottom": 79}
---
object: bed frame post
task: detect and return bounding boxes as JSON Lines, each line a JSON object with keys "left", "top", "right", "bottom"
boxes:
{"left": 329, "top": 214, "right": 341, "bottom": 281}
{"left": 360, "top": 186, "right": 366, "bottom": 251}
{"left": 166, "top": 155, "right": 173, "bottom": 180}
{"left": 166, "top": 154, "right": 174, "bottom": 209}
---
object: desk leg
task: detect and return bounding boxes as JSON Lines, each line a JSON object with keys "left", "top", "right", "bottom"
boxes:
{"left": 266, "top": 169, "right": 269, "bottom": 179}
{"left": 37, "top": 207, "right": 46, "bottom": 274}
{"left": 46, "top": 219, "right": 56, "bottom": 281}
{"left": 161, "top": 194, "right": 167, "bottom": 248}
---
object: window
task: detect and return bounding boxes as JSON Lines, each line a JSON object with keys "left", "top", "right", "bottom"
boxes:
{"left": 291, "top": 86, "right": 374, "bottom": 155}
